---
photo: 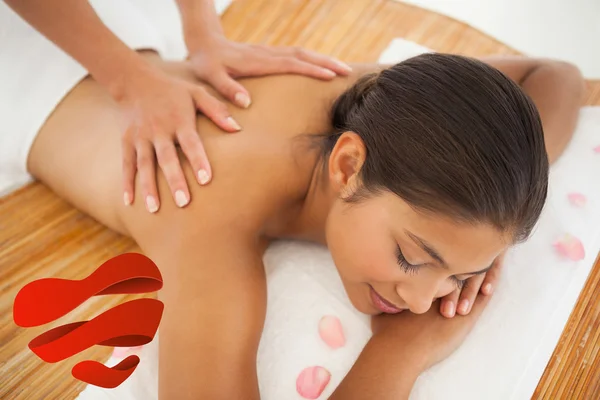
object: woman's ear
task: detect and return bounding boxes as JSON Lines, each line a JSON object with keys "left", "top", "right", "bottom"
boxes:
{"left": 327, "top": 131, "right": 367, "bottom": 196}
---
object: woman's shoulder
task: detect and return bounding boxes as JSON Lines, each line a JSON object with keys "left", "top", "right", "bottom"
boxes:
{"left": 127, "top": 62, "right": 385, "bottom": 249}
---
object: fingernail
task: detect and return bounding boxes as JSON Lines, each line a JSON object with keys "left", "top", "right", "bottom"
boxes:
{"left": 197, "top": 169, "right": 210, "bottom": 185}
{"left": 483, "top": 283, "right": 493, "bottom": 295}
{"left": 175, "top": 190, "right": 189, "bottom": 208}
{"left": 234, "top": 92, "right": 251, "bottom": 108}
{"left": 146, "top": 195, "right": 159, "bottom": 213}
{"left": 226, "top": 116, "right": 241, "bottom": 131}
{"left": 323, "top": 69, "right": 336, "bottom": 78}
{"left": 458, "top": 299, "right": 470, "bottom": 314}
{"left": 444, "top": 301, "right": 455, "bottom": 317}
{"left": 335, "top": 60, "right": 352, "bottom": 72}
{"left": 123, "top": 192, "right": 131, "bottom": 206}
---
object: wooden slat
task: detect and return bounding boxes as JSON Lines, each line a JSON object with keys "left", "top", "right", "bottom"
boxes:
{"left": 1, "top": 0, "right": 598, "bottom": 398}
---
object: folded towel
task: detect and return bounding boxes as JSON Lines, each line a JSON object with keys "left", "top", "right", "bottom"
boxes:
{"left": 78, "top": 38, "right": 600, "bottom": 400}
{"left": 393, "top": 0, "right": 600, "bottom": 79}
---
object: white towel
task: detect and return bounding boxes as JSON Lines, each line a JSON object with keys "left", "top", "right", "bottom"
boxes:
{"left": 77, "top": 38, "right": 600, "bottom": 400}
{"left": 393, "top": 0, "right": 600, "bottom": 79}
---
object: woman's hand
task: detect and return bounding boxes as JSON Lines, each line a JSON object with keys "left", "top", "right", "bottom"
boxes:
{"left": 112, "top": 60, "right": 241, "bottom": 213}
{"left": 187, "top": 35, "right": 353, "bottom": 109}
{"left": 370, "top": 290, "right": 493, "bottom": 373}
{"left": 439, "top": 251, "right": 505, "bottom": 318}
{"left": 335, "top": 292, "right": 493, "bottom": 399}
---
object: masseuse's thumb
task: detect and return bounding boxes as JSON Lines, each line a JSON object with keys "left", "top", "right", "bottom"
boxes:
{"left": 209, "top": 70, "right": 252, "bottom": 110}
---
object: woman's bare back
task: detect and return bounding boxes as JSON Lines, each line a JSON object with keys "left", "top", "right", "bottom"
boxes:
{"left": 26, "top": 52, "right": 368, "bottom": 249}
{"left": 24, "top": 53, "right": 380, "bottom": 398}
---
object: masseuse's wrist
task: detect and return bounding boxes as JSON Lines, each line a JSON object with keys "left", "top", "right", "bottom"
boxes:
{"left": 178, "top": 0, "right": 225, "bottom": 55}
{"left": 184, "top": 28, "right": 226, "bottom": 56}
{"left": 103, "top": 52, "right": 158, "bottom": 103}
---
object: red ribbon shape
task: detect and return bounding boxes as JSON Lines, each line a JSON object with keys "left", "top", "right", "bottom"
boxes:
{"left": 13, "top": 252, "right": 162, "bottom": 327}
{"left": 13, "top": 253, "right": 164, "bottom": 388}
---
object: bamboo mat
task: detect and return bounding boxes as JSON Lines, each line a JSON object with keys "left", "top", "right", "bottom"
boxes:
{"left": 1, "top": 0, "right": 599, "bottom": 399}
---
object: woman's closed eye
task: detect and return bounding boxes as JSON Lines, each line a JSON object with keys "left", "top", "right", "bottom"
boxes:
{"left": 395, "top": 245, "right": 468, "bottom": 290}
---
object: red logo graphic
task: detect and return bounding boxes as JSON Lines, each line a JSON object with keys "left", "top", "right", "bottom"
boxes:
{"left": 13, "top": 253, "right": 164, "bottom": 388}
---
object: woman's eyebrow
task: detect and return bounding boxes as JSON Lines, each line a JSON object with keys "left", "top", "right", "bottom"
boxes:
{"left": 404, "top": 229, "right": 449, "bottom": 268}
{"left": 404, "top": 229, "right": 494, "bottom": 275}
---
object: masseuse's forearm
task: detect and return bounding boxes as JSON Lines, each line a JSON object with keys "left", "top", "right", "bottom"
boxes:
{"left": 519, "top": 61, "right": 585, "bottom": 164}
{"left": 328, "top": 331, "right": 423, "bottom": 400}
{"left": 4, "top": 0, "right": 146, "bottom": 94}
{"left": 175, "top": 0, "right": 225, "bottom": 53}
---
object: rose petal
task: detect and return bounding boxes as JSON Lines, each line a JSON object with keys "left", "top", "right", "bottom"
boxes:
{"left": 553, "top": 234, "right": 585, "bottom": 261}
{"left": 318, "top": 316, "right": 346, "bottom": 349}
{"left": 111, "top": 345, "right": 144, "bottom": 359}
{"left": 296, "top": 366, "right": 331, "bottom": 399}
{"left": 568, "top": 192, "right": 587, "bottom": 207}
{"left": 593, "top": 145, "right": 600, "bottom": 153}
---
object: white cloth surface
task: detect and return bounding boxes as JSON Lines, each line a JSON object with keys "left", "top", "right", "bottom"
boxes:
{"left": 78, "top": 38, "right": 600, "bottom": 400}
{"left": 394, "top": 0, "right": 600, "bottom": 79}
{"left": 0, "top": 0, "right": 231, "bottom": 197}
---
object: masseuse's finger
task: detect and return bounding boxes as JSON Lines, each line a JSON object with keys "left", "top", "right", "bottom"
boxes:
{"left": 122, "top": 130, "right": 137, "bottom": 206}
{"left": 189, "top": 84, "right": 241, "bottom": 133}
{"left": 207, "top": 70, "right": 251, "bottom": 109}
{"left": 284, "top": 47, "right": 353, "bottom": 76}
{"left": 440, "top": 288, "right": 460, "bottom": 318}
{"left": 456, "top": 273, "right": 486, "bottom": 316}
{"left": 176, "top": 124, "right": 211, "bottom": 186}
{"left": 267, "top": 56, "right": 338, "bottom": 80}
{"left": 154, "top": 137, "right": 189, "bottom": 208}
{"left": 136, "top": 140, "right": 159, "bottom": 213}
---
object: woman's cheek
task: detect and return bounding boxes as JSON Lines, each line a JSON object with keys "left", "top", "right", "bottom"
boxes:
{"left": 358, "top": 253, "right": 399, "bottom": 281}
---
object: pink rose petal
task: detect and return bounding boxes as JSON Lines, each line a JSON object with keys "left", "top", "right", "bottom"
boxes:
{"left": 112, "top": 345, "right": 144, "bottom": 359}
{"left": 553, "top": 234, "right": 585, "bottom": 261}
{"left": 568, "top": 192, "right": 587, "bottom": 207}
{"left": 593, "top": 145, "right": 600, "bottom": 153}
{"left": 318, "top": 316, "right": 346, "bottom": 349}
{"left": 296, "top": 366, "right": 331, "bottom": 399}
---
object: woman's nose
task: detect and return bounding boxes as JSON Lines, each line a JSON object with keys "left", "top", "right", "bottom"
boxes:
{"left": 405, "top": 297, "right": 433, "bottom": 314}
{"left": 396, "top": 283, "right": 439, "bottom": 314}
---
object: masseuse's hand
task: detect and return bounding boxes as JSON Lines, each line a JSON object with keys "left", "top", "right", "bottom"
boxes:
{"left": 187, "top": 35, "right": 353, "bottom": 109}
{"left": 116, "top": 60, "right": 241, "bottom": 213}
{"left": 439, "top": 251, "right": 505, "bottom": 318}
{"left": 122, "top": 40, "right": 351, "bottom": 214}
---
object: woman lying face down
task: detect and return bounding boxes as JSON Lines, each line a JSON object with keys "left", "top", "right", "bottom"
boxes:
{"left": 26, "top": 50, "right": 584, "bottom": 399}
{"left": 316, "top": 54, "right": 548, "bottom": 317}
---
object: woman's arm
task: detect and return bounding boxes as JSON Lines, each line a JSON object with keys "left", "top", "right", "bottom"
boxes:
{"left": 329, "top": 296, "right": 492, "bottom": 400}
{"left": 147, "top": 222, "right": 267, "bottom": 400}
{"left": 480, "top": 56, "right": 586, "bottom": 164}
{"left": 328, "top": 330, "right": 422, "bottom": 399}
{"left": 131, "top": 159, "right": 270, "bottom": 399}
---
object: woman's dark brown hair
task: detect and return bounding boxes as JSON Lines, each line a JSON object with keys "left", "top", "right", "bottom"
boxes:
{"left": 323, "top": 53, "right": 549, "bottom": 243}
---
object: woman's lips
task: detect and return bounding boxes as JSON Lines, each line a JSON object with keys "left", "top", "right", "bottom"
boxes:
{"left": 369, "top": 285, "right": 404, "bottom": 314}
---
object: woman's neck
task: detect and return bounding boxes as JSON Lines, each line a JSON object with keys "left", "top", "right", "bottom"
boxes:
{"left": 265, "top": 156, "right": 335, "bottom": 246}
{"left": 293, "top": 159, "right": 334, "bottom": 245}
